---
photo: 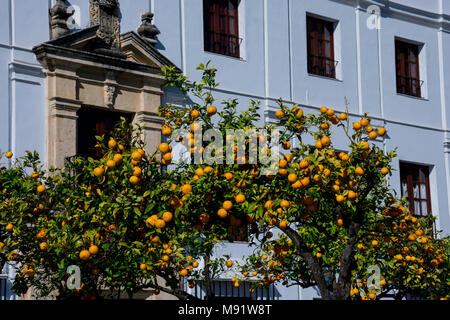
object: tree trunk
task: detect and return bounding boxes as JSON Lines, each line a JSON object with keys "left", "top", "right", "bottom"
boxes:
{"left": 282, "top": 227, "right": 332, "bottom": 300}
{"left": 203, "top": 252, "right": 214, "bottom": 300}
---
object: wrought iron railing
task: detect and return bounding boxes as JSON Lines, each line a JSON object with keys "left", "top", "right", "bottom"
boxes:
{"left": 205, "top": 31, "right": 242, "bottom": 58}
{"left": 185, "top": 280, "right": 277, "bottom": 300}
{"left": 396, "top": 75, "right": 423, "bottom": 98}
{"left": 308, "top": 54, "right": 338, "bottom": 78}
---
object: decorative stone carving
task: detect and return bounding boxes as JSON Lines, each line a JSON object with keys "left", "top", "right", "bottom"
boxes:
{"left": 89, "top": 0, "right": 125, "bottom": 58}
{"left": 104, "top": 84, "right": 116, "bottom": 107}
{"left": 49, "top": 0, "right": 74, "bottom": 39}
{"left": 137, "top": 12, "right": 160, "bottom": 45}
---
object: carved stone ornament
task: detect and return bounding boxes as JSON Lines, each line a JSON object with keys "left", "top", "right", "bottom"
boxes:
{"left": 137, "top": 12, "right": 160, "bottom": 45}
{"left": 104, "top": 83, "right": 116, "bottom": 107}
{"left": 89, "top": 0, "right": 122, "bottom": 53}
{"left": 49, "top": 0, "right": 74, "bottom": 39}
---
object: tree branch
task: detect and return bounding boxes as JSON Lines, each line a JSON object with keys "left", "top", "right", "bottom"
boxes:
{"left": 282, "top": 226, "right": 332, "bottom": 300}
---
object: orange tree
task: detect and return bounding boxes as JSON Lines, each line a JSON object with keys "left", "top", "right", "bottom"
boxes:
{"left": 0, "top": 120, "right": 208, "bottom": 300}
{"left": 158, "top": 63, "right": 449, "bottom": 300}
{"left": 158, "top": 62, "right": 266, "bottom": 298}
{"left": 236, "top": 103, "right": 449, "bottom": 300}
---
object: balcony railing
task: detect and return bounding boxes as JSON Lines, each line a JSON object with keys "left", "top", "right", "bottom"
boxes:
{"left": 308, "top": 54, "right": 338, "bottom": 78}
{"left": 396, "top": 75, "right": 423, "bottom": 98}
{"left": 184, "top": 280, "right": 277, "bottom": 300}
{"left": 205, "top": 31, "right": 242, "bottom": 58}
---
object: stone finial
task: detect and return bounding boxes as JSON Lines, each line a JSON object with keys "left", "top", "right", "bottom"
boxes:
{"left": 137, "top": 12, "right": 160, "bottom": 45}
{"left": 49, "top": 0, "right": 74, "bottom": 39}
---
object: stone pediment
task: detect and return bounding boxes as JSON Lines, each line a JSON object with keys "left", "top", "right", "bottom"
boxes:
{"left": 36, "top": 27, "right": 179, "bottom": 72}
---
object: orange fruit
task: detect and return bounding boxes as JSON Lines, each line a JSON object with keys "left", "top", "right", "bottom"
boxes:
{"left": 181, "top": 184, "right": 192, "bottom": 195}
{"left": 79, "top": 250, "right": 90, "bottom": 261}
{"left": 235, "top": 194, "right": 246, "bottom": 204}
{"left": 223, "top": 201, "right": 233, "bottom": 211}
{"left": 217, "top": 209, "right": 228, "bottom": 219}
{"left": 353, "top": 122, "right": 361, "bottom": 130}
{"left": 37, "top": 185, "right": 46, "bottom": 193}
{"left": 296, "top": 109, "right": 304, "bottom": 119}
{"left": 129, "top": 176, "right": 139, "bottom": 185}
{"left": 206, "top": 106, "right": 217, "bottom": 115}
{"left": 190, "top": 122, "right": 201, "bottom": 132}
{"left": 280, "top": 200, "right": 290, "bottom": 209}
{"left": 275, "top": 110, "right": 284, "bottom": 119}
{"left": 339, "top": 113, "right": 347, "bottom": 120}
{"left": 320, "top": 106, "right": 328, "bottom": 114}
{"left": 326, "top": 109, "right": 335, "bottom": 117}
{"left": 315, "top": 141, "right": 323, "bottom": 149}
{"left": 279, "top": 220, "right": 288, "bottom": 229}
{"left": 371, "top": 240, "right": 378, "bottom": 247}
{"left": 163, "top": 153, "right": 172, "bottom": 162}
{"left": 279, "top": 159, "right": 288, "bottom": 168}
{"left": 226, "top": 260, "right": 233, "bottom": 268}
{"left": 377, "top": 127, "right": 386, "bottom": 136}
{"left": 131, "top": 151, "right": 143, "bottom": 161}
{"left": 369, "top": 131, "right": 377, "bottom": 140}
{"left": 140, "top": 264, "right": 147, "bottom": 271}
{"left": 360, "top": 118, "right": 370, "bottom": 127}
{"left": 92, "top": 167, "right": 103, "bottom": 177}
{"left": 195, "top": 167, "right": 204, "bottom": 177}
{"left": 89, "top": 245, "right": 99, "bottom": 255}
{"left": 224, "top": 172, "right": 233, "bottom": 181}
{"left": 162, "top": 125, "right": 172, "bottom": 137}
{"left": 132, "top": 167, "right": 142, "bottom": 177}
{"left": 291, "top": 180, "right": 302, "bottom": 189}
{"left": 106, "top": 160, "right": 116, "bottom": 169}
{"left": 321, "top": 122, "right": 330, "bottom": 130}
{"left": 155, "top": 219, "right": 166, "bottom": 229}
{"left": 180, "top": 269, "right": 188, "bottom": 277}
{"left": 316, "top": 252, "right": 322, "bottom": 258}
{"left": 113, "top": 154, "right": 123, "bottom": 164}
{"left": 336, "top": 195, "right": 345, "bottom": 203}
{"left": 192, "top": 261, "right": 199, "bottom": 268}
{"left": 159, "top": 143, "right": 170, "bottom": 154}
{"left": 288, "top": 173, "right": 298, "bottom": 183}
{"left": 5, "top": 151, "right": 13, "bottom": 159}
{"left": 348, "top": 190, "right": 357, "bottom": 200}
{"left": 381, "top": 167, "right": 389, "bottom": 175}
{"left": 337, "top": 219, "right": 343, "bottom": 226}
{"left": 355, "top": 167, "right": 364, "bottom": 176}
{"left": 108, "top": 139, "right": 117, "bottom": 149}
{"left": 264, "top": 200, "right": 274, "bottom": 209}
{"left": 5, "top": 223, "right": 13, "bottom": 232}
{"left": 366, "top": 126, "right": 373, "bottom": 133}
{"left": 162, "top": 211, "right": 173, "bottom": 223}
{"left": 190, "top": 109, "right": 200, "bottom": 119}
{"left": 321, "top": 136, "right": 331, "bottom": 147}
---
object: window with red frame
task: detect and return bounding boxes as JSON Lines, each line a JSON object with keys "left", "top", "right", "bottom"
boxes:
{"left": 395, "top": 40, "right": 422, "bottom": 97}
{"left": 203, "top": 0, "right": 240, "bottom": 58}
{"left": 400, "top": 162, "right": 431, "bottom": 217}
{"left": 307, "top": 15, "right": 336, "bottom": 78}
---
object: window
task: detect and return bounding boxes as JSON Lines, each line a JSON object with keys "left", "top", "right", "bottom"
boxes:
{"left": 395, "top": 40, "right": 422, "bottom": 97}
{"left": 77, "top": 108, "right": 132, "bottom": 159}
{"left": 400, "top": 162, "right": 431, "bottom": 217}
{"left": 307, "top": 15, "right": 336, "bottom": 78}
{"left": 203, "top": 0, "right": 240, "bottom": 58}
{"left": 228, "top": 223, "right": 248, "bottom": 242}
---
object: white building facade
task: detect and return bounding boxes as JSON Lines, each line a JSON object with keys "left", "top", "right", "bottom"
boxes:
{"left": 1, "top": 0, "right": 450, "bottom": 300}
